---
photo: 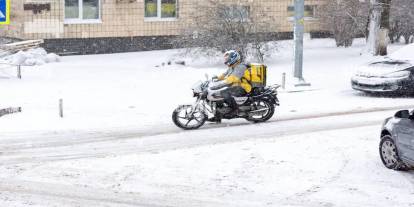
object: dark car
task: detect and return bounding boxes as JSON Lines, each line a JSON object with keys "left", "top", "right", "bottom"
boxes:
{"left": 380, "top": 110, "right": 414, "bottom": 170}
{"left": 351, "top": 44, "right": 414, "bottom": 94}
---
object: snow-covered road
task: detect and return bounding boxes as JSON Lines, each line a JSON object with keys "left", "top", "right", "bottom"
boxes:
{"left": 1, "top": 109, "right": 414, "bottom": 207}
{"left": 0, "top": 107, "right": 399, "bottom": 165}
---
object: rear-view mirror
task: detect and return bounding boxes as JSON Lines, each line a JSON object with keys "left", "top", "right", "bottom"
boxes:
{"left": 395, "top": 110, "right": 410, "bottom": 119}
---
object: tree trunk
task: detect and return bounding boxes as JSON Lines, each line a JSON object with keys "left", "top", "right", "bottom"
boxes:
{"left": 366, "top": 1, "right": 381, "bottom": 55}
{"left": 378, "top": 0, "right": 391, "bottom": 56}
{"left": 404, "top": 34, "right": 410, "bottom": 44}
{"left": 365, "top": 10, "right": 371, "bottom": 41}
{"left": 378, "top": 28, "right": 389, "bottom": 55}
{"left": 367, "top": 0, "right": 391, "bottom": 56}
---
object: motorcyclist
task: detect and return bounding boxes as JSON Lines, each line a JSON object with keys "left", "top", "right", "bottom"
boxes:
{"left": 211, "top": 50, "right": 252, "bottom": 117}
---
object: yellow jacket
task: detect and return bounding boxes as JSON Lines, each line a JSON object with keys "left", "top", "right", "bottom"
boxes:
{"left": 218, "top": 64, "right": 252, "bottom": 93}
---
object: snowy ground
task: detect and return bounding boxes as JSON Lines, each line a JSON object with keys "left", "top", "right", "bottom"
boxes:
{"left": 1, "top": 110, "right": 413, "bottom": 207}
{"left": 1, "top": 38, "right": 414, "bottom": 206}
{"left": 0, "top": 38, "right": 413, "bottom": 134}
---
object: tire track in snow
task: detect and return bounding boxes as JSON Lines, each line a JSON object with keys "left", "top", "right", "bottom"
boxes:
{"left": 0, "top": 120, "right": 397, "bottom": 207}
{"left": 278, "top": 129, "right": 351, "bottom": 206}
{"left": 0, "top": 119, "right": 381, "bottom": 166}
{"left": 402, "top": 172, "right": 414, "bottom": 199}
{"left": 1, "top": 104, "right": 407, "bottom": 152}
{"left": 0, "top": 178, "right": 352, "bottom": 207}
{"left": 0, "top": 179, "right": 238, "bottom": 207}
{"left": 285, "top": 147, "right": 350, "bottom": 206}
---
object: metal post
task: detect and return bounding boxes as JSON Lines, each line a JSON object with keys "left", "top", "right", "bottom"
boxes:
{"left": 282, "top": 72, "right": 286, "bottom": 89}
{"left": 294, "top": 0, "right": 310, "bottom": 87}
{"left": 17, "top": 65, "right": 21, "bottom": 79}
{"left": 59, "top": 99, "right": 63, "bottom": 118}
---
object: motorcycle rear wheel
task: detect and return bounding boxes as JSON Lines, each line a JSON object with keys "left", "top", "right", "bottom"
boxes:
{"left": 172, "top": 105, "right": 207, "bottom": 130}
{"left": 246, "top": 100, "right": 275, "bottom": 123}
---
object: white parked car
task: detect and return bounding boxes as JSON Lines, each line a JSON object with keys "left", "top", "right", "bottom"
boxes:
{"left": 351, "top": 44, "right": 414, "bottom": 94}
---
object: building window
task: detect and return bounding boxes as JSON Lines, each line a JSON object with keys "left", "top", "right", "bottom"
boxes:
{"left": 145, "top": 0, "right": 177, "bottom": 19}
{"left": 65, "top": 0, "right": 100, "bottom": 22}
{"left": 287, "top": 5, "right": 317, "bottom": 20}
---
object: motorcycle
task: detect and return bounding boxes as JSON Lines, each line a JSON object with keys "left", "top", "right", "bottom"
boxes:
{"left": 172, "top": 75, "right": 280, "bottom": 130}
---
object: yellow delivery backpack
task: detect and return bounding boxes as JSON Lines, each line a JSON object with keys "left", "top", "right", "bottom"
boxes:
{"left": 243, "top": 63, "right": 267, "bottom": 89}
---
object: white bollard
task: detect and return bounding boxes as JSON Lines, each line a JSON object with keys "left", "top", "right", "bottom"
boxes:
{"left": 17, "top": 65, "right": 21, "bottom": 79}
{"left": 59, "top": 99, "right": 63, "bottom": 118}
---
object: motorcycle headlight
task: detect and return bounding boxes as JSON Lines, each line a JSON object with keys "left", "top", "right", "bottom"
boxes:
{"left": 381, "top": 71, "right": 411, "bottom": 78}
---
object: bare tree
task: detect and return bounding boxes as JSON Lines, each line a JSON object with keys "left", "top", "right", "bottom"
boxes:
{"left": 390, "top": 0, "right": 414, "bottom": 44}
{"left": 318, "top": 0, "right": 369, "bottom": 47}
{"left": 173, "top": 0, "right": 279, "bottom": 63}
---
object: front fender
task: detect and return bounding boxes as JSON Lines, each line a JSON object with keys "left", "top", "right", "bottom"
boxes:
{"left": 381, "top": 117, "right": 399, "bottom": 139}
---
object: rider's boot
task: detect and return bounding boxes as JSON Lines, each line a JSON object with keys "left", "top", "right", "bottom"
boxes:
{"left": 208, "top": 113, "right": 222, "bottom": 123}
{"left": 208, "top": 117, "right": 222, "bottom": 123}
{"left": 227, "top": 97, "right": 240, "bottom": 117}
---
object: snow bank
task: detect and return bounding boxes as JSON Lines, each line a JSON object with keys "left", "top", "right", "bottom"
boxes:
{"left": 389, "top": 43, "right": 414, "bottom": 62}
{"left": 1, "top": 48, "right": 60, "bottom": 66}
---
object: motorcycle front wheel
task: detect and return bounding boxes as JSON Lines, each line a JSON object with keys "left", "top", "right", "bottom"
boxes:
{"left": 246, "top": 99, "right": 275, "bottom": 123}
{"left": 172, "top": 105, "right": 207, "bottom": 130}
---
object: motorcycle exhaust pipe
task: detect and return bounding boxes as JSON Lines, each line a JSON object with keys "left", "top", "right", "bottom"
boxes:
{"left": 250, "top": 108, "right": 269, "bottom": 113}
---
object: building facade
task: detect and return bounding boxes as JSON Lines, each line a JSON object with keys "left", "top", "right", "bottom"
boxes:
{"left": 0, "top": 0, "right": 326, "bottom": 54}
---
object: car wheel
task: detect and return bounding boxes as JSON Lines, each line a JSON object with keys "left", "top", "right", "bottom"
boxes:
{"left": 379, "top": 135, "right": 408, "bottom": 171}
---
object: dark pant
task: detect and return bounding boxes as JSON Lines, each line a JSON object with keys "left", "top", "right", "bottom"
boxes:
{"left": 221, "top": 86, "right": 246, "bottom": 111}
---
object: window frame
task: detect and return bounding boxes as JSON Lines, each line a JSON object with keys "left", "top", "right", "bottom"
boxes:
{"left": 287, "top": 5, "right": 318, "bottom": 22}
{"left": 64, "top": 0, "right": 102, "bottom": 24}
{"left": 144, "top": 0, "right": 178, "bottom": 22}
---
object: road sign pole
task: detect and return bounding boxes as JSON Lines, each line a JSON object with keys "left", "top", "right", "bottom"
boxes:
{"left": 294, "top": 0, "right": 310, "bottom": 87}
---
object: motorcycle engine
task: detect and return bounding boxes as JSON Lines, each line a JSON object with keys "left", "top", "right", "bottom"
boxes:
{"left": 216, "top": 104, "right": 231, "bottom": 114}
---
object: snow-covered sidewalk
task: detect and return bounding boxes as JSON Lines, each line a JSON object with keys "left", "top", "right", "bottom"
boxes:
{"left": 0, "top": 38, "right": 413, "bottom": 134}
